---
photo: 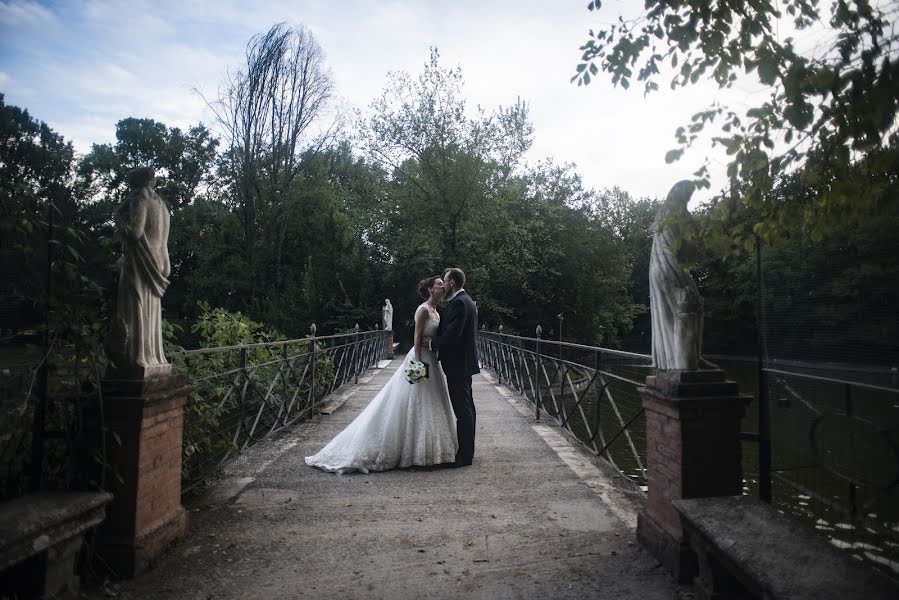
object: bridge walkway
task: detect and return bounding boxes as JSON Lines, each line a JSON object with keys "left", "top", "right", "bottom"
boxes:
{"left": 96, "top": 359, "right": 680, "bottom": 599}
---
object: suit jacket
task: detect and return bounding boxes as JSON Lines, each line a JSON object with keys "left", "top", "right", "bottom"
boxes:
{"left": 432, "top": 290, "right": 480, "bottom": 377}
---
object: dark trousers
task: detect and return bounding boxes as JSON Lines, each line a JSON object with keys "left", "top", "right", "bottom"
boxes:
{"left": 445, "top": 369, "right": 476, "bottom": 466}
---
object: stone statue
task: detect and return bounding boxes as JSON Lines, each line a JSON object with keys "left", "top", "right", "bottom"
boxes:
{"left": 382, "top": 299, "right": 393, "bottom": 331}
{"left": 650, "top": 180, "right": 703, "bottom": 372}
{"left": 106, "top": 167, "right": 172, "bottom": 378}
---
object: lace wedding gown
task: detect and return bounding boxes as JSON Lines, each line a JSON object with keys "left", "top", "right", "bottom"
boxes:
{"left": 305, "top": 304, "right": 458, "bottom": 473}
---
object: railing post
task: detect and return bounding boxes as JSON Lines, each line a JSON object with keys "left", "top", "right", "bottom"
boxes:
{"left": 281, "top": 343, "right": 288, "bottom": 417}
{"left": 593, "top": 348, "right": 601, "bottom": 438}
{"left": 845, "top": 383, "right": 857, "bottom": 521}
{"left": 354, "top": 324, "right": 360, "bottom": 384}
{"left": 535, "top": 325, "right": 543, "bottom": 421}
{"left": 239, "top": 344, "right": 248, "bottom": 409}
{"left": 309, "top": 323, "right": 317, "bottom": 409}
{"left": 557, "top": 313, "right": 563, "bottom": 361}
{"left": 756, "top": 236, "right": 773, "bottom": 503}
{"left": 497, "top": 326, "right": 504, "bottom": 385}
{"left": 517, "top": 335, "right": 524, "bottom": 392}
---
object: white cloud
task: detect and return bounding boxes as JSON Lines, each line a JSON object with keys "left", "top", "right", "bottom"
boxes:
{"left": 0, "top": 0, "right": 753, "bottom": 200}
{"left": 0, "top": 0, "right": 54, "bottom": 27}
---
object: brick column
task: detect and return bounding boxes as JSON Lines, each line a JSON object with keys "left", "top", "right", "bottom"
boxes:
{"left": 636, "top": 370, "right": 749, "bottom": 583}
{"left": 386, "top": 330, "right": 395, "bottom": 358}
{"left": 93, "top": 375, "right": 189, "bottom": 578}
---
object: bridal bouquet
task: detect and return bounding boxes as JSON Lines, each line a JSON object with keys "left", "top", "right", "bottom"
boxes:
{"left": 404, "top": 360, "right": 429, "bottom": 384}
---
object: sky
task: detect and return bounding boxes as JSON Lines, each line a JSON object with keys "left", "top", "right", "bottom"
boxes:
{"left": 0, "top": 0, "right": 766, "bottom": 202}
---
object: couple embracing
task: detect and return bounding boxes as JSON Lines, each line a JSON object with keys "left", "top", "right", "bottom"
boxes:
{"left": 305, "top": 268, "right": 479, "bottom": 473}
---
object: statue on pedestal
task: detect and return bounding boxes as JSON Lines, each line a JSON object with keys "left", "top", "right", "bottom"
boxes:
{"left": 382, "top": 299, "right": 394, "bottom": 331}
{"left": 106, "top": 167, "right": 172, "bottom": 378}
{"left": 650, "top": 180, "right": 703, "bottom": 372}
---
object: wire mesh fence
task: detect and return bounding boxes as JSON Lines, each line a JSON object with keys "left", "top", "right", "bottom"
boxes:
{"left": 755, "top": 233, "right": 899, "bottom": 578}
{"left": 0, "top": 338, "right": 97, "bottom": 503}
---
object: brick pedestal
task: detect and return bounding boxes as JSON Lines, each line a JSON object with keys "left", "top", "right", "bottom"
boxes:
{"left": 93, "top": 375, "right": 189, "bottom": 578}
{"left": 386, "top": 330, "right": 395, "bottom": 358}
{"left": 636, "top": 370, "right": 749, "bottom": 583}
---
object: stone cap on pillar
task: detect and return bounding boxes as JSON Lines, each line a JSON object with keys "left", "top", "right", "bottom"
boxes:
{"left": 106, "top": 362, "right": 172, "bottom": 381}
{"left": 99, "top": 373, "right": 191, "bottom": 425}
{"left": 101, "top": 372, "right": 189, "bottom": 398}
{"left": 645, "top": 369, "right": 739, "bottom": 397}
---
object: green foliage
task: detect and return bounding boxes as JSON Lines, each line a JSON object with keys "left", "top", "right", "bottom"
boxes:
{"left": 476, "top": 161, "right": 642, "bottom": 344}
{"left": 576, "top": 1, "right": 899, "bottom": 242}
{"left": 170, "top": 302, "right": 335, "bottom": 486}
{"left": 359, "top": 47, "right": 534, "bottom": 264}
{"left": 0, "top": 93, "right": 112, "bottom": 370}
{"left": 694, "top": 169, "right": 899, "bottom": 361}
{"left": 165, "top": 196, "right": 249, "bottom": 330}
{"left": 189, "top": 301, "right": 285, "bottom": 347}
{"left": 77, "top": 117, "right": 219, "bottom": 212}
{"left": 0, "top": 94, "right": 116, "bottom": 500}
{"left": 357, "top": 50, "right": 640, "bottom": 345}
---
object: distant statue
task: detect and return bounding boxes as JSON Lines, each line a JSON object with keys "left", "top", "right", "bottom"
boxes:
{"left": 106, "top": 167, "right": 172, "bottom": 378}
{"left": 650, "top": 180, "right": 703, "bottom": 372}
{"left": 382, "top": 299, "right": 394, "bottom": 331}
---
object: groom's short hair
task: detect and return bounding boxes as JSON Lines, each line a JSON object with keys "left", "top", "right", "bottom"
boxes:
{"left": 444, "top": 267, "right": 465, "bottom": 288}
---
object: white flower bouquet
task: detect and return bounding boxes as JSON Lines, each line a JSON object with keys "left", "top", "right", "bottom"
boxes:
{"left": 404, "top": 360, "right": 429, "bottom": 384}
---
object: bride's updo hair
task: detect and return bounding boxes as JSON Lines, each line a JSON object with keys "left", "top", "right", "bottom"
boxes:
{"left": 417, "top": 275, "right": 440, "bottom": 300}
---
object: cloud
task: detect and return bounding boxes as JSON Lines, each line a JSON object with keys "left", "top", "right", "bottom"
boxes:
{"left": 0, "top": 0, "right": 746, "bottom": 199}
{"left": 0, "top": 0, "right": 54, "bottom": 27}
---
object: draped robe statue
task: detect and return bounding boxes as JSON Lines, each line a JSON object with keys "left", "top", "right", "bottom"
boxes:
{"left": 382, "top": 299, "right": 394, "bottom": 331}
{"left": 650, "top": 181, "right": 703, "bottom": 372}
{"left": 106, "top": 167, "right": 172, "bottom": 378}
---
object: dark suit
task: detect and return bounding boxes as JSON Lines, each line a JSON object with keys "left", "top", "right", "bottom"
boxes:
{"left": 432, "top": 290, "right": 479, "bottom": 466}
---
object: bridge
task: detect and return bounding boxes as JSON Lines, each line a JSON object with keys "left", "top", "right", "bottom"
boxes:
{"left": 87, "top": 358, "right": 679, "bottom": 599}
{"left": 4, "top": 325, "right": 898, "bottom": 598}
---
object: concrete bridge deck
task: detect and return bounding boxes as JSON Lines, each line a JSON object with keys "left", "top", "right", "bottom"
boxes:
{"left": 97, "top": 359, "right": 681, "bottom": 599}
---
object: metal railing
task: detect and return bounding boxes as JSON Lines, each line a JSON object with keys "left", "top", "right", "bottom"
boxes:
{"left": 759, "top": 365, "right": 899, "bottom": 574}
{"left": 478, "top": 329, "right": 653, "bottom": 488}
{"left": 168, "top": 325, "right": 387, "bottom": 493}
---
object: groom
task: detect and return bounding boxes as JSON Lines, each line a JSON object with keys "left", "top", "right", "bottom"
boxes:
{"left": 430, "top": 267, "right": 479, "bottom": 467}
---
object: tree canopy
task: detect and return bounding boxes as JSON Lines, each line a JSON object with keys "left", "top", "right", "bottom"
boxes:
{"left": 575, "top": 0, "right": 899, "bottom": 244}
{"left": 4, "top": 20, "right": 894, "bottom": 368}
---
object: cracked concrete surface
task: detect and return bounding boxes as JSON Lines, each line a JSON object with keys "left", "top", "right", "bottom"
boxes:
{"left": 92, "top": 360, "right": 680, "bottom": 599}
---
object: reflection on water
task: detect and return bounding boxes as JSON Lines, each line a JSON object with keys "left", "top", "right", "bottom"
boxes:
{"left": 774, "top": 478, "right": 899, "bottom": 577}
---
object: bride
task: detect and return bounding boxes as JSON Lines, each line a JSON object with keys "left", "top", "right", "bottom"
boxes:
{"left": 305, "top": 276, "right": 459, "bottom": 473}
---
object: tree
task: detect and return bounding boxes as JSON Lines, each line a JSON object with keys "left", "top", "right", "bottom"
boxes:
{"left": 575, "top": 0, "right": 899, "bottom": 243}
{"left": 506, "top": 162, "right": 640, "bottom": 344}
{"left": 252, "top": 143, "right": 389, "bottom": 335}
{"left": 76, "top": 117, "right": 219, "bottom": 223}
{"left": 359, "top": 48, "right": 533, "bottom": 264}
{"left": 588, "top": 188, "right": 660, "bottom": 350}
{"left": 208, "top": 22, "right": 335, "bottom": 278}
{"left": 693, "top": 170, "right": 899, "bottom": 362}
{"left": 1, "top": 94, "right": 78, "bottom": 334}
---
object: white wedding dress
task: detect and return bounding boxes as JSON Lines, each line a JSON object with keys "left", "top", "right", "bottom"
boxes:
{"left": 305, "top": 304, "right": 459, "bottom": 473}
